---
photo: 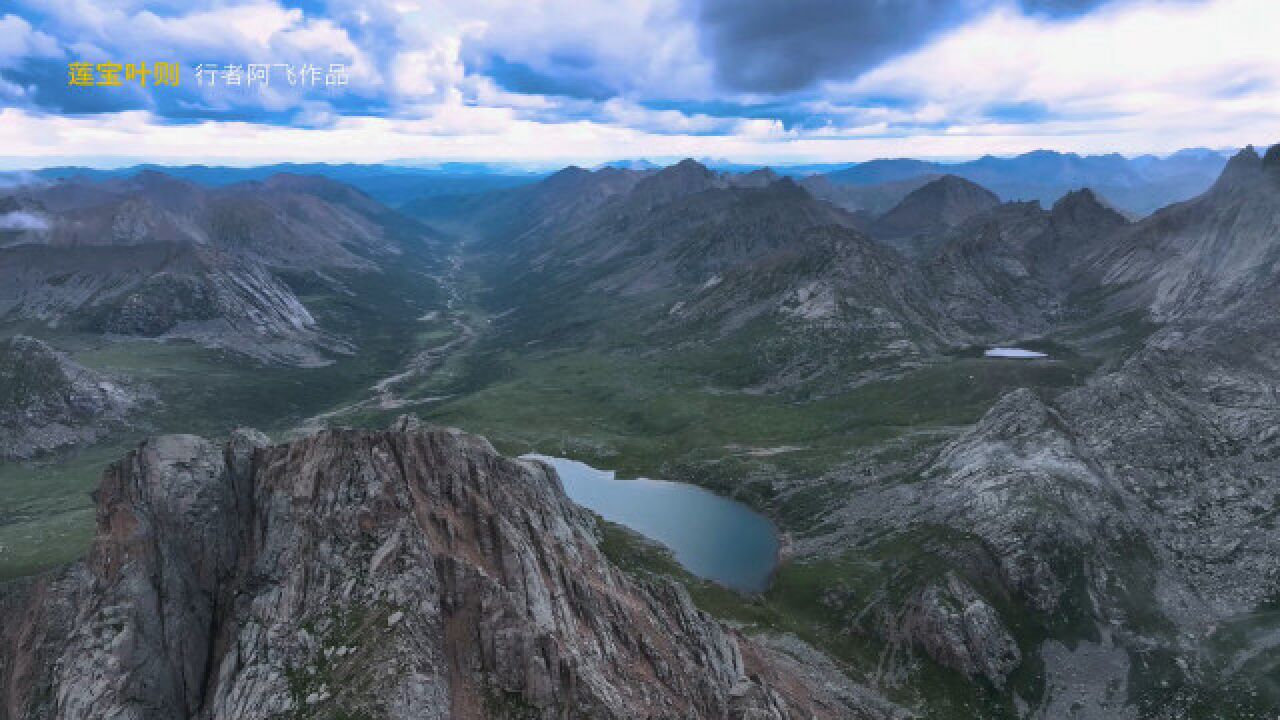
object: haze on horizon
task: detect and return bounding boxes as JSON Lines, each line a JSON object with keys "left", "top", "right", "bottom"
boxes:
{"left": 0, "top": 0, "right": 1276, "bottom": 169}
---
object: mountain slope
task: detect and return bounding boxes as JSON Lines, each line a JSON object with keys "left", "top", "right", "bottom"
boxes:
{"left": 0, "top": 422, "right": 903, "bottom": 719}
{"left": 923, "top": 188, "right": 1130, "bottom": 336}
{"left": 461, "top": 162, "right": 960, "bottom": 392}
{"left": 807, "top": 143, "right": 1280, "bottom": 717}
{"left": 1082, "top": 145, "right": 1280, "bottom": 322}
{"left": 404, "top": 165, "right": 645, "bottom": 246}
{"left": 0, "top": 172, "right": 447, "bottom": 365}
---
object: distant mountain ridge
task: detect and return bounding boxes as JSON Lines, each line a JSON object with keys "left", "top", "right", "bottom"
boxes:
{"left": 819, "top": 147, "right": 1232, "bottom": 215}
{"left": 22, "top": 163, "right": 544, "bottom": 207}
{"left": 6, "top": 146, "right": 1231, "bottom": 215}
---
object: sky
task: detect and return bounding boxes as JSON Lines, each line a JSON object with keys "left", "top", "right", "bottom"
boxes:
{"left": 0, "top": 0, "right": 1277, "bottom": 168}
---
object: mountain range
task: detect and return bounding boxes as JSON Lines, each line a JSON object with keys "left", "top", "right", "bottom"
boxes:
{"left": 810, "top": 147, "right": 1231, "bottom": 216}
{"left": 1, "top": 143, "right": 1278, "bottom": 718}
{"left": 3, "top": 146, "right": 1230, "bottom": 218}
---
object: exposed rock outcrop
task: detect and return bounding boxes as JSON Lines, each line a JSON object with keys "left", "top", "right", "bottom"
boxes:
{"left": 0, "top": 423, "right": 903, "bottom": 719}
{"left": 897, "top": 572, "right": 1021, "bottom": 688}
{"left": 0, "top": 335, "right": 148, "bottom": 460}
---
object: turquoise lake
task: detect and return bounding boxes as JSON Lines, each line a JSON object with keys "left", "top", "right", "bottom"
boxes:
{"left": 527, "top": 455, "right": 780, "bottom": 593}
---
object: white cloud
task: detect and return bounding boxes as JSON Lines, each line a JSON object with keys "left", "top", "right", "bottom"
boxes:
{"left": 3, "top": 104, "right": 1267, "bottom": 171}
{"left": 392, "top": 39, "right": 467, "bottom": 102}
{"left": 0, "top": 14, "right": 62, "bottom": 67}
{"left": 0, "top": 210, "right": 48, "bottom": 230}
{"left": 837, "top": 0, "right": 1280, "bottom": 152}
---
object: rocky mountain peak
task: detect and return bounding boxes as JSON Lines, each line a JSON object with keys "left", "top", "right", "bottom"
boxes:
{"left": 895, "top": 174, "right": 1000, "bottom": 217}
{"left": 726, "top": 167, "right": 781, "bottom": 188}
{"left": 1050, "top": 187, "right": 1128, "bottom": 229}
{"left": 629, "top": 158, "right": 723, "bottom": 207}
{"left": 544, "top": 164, "right": 592, "bottom": 185}
{"left": 670, "top": 157, "right": 714, "bottom": 174}
{"left": 932, "top": 173, "right": 996, "bottom": 196}
{"left": 871, "top": 173, "right": 1001, "bottom": 247}
{"left": 1210, "top": 144, "right": 1263, "bottom": 192}
{"left": 755, "top": 174, "right": 807, "bottom": 198}
{"left": 1263, "top": 142, "right": 1280, "bottom": 170}
{"left": 654, "top": 157, "right": 718, "bottom": 186}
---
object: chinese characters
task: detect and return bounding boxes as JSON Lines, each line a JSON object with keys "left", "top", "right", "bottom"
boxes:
{"left": 67, "top": 62, "right": 180, "bottom": 87}
{"left": 190, "top": 63, "right": 348, "bottom": 88}
{"left": 67, "top": 62, "right": 348, "bottom": 90}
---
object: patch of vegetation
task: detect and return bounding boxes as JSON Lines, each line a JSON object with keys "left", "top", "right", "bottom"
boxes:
{"left": 0, "top": 442, "right": 126, "bottom": 580}
{"left": 283, "top": 602, "right": 394, "bottom": 720}
{"left": 404, "top": 345, "right": 1094, "bottom": 521}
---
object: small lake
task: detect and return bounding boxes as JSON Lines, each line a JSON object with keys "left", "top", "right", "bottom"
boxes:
{"left": 526, "top": 455, "right": 779, "bottom": 593}
{"left": 985, "top": 347, "right": 1048, "bottom": 358}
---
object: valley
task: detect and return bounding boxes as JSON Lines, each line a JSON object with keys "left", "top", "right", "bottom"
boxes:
{"left": 1, "top": 146, "right": 1278, "bottom": 719}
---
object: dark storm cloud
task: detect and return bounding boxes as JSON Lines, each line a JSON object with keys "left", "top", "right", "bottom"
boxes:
{"left": 693, "top": 0, "right": 979, "bottom": 94}
{"left": 692, "top": 0, "right": 1142, "bottom": 95}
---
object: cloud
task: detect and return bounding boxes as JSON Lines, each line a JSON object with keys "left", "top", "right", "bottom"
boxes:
{"left": 0, "top": 0, "right": 1272, "bottom": 164}
{"left": 840, "top": 0, "right": 1280, "bottom": 136}
{"left": 453, "top": 0, "right": 712, "bottom": 100}
{"left": 0, "top": 210, "right": 48, "bottom": 230}
{"left": 2, "top": 1, "right": 377, "bottom": 121}
{"left": 1018, "top": 0, "right": 1114, "bottom": 16}
{"left": 694, "top": 0, "right": 985, "bottom": 93}
{"left": 0, "top": 14, "right": 62, "bottom": 67}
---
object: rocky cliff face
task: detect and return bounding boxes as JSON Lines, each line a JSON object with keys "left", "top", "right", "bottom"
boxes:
{"left": 0, "top": 421, "right": 903, "bottom": 720}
